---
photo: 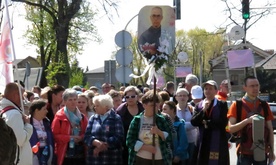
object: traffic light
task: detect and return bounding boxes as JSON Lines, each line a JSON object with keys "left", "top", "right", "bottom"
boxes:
{"left": 174, "top": 0, "right": 181, "bottom": 20}
{"left": 242, "top": 0, "right": 250, "bottom": 19}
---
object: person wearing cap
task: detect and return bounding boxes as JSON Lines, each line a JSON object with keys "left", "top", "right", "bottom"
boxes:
{"left": 191, "top": 80, "right": 229, "bottom": 165}
{"left": 189, "top": 85, "right": 203, "bottom": 107}
{"left": 215, "top": 79, "right": 233, "bottom": 101}
{"left": 89, "top": 86, "right": 99, "bottom": 95}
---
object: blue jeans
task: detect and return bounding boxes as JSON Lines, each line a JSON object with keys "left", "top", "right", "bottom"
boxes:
{"left": 237, "top": 154, "right": 267, "bottom": 165}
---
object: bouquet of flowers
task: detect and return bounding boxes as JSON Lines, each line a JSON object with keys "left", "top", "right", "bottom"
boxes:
{"left": 140, "top": 38, "right": 170, "bottom": 71}
{"left": 130, "top": 31, "right": 172, "bottom": 85}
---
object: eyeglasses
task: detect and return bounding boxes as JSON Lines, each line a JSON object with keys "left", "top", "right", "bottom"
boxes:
{"left": 176, "top": 95, "right": 188, "bottom": 97}
{"left": 125, "top": 95, "right": 137, "bottom": 99}
{"left": 151, "top": 14, "right": 161, "bottom": 18}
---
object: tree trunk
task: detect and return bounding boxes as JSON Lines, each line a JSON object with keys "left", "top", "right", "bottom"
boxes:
{"left": 55, "top": 24, "right": 70, "bottom": 88}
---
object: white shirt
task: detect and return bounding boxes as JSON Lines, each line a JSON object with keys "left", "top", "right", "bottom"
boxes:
{"left": 176, "top": 105, "right": 198, "bottom": 143}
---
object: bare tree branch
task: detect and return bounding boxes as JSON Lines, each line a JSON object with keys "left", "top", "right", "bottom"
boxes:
{"left": 12, "top": 0, "right": 58, "bottom": 26}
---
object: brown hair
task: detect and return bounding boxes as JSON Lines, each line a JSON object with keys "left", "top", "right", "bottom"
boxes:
{"left": 29, "top": 99, "right": 48, "bottom": 116}
{"left": 163, "top": 101, "right": 176, "bottom": 114}
{"left": 141, "top": 90, "right": 161, "bottom": 104}
{"left": 158, "top": 91, "right": 170, "bottom": 102}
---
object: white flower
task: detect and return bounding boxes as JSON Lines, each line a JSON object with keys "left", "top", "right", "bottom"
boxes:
{"left": 159, "top": 39, "right": 169, "bottom": 48}
{"left": 158, "top": 38, "right": 169, "bottom": 55}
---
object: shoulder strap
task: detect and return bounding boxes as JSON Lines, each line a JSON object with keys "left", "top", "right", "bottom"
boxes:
{"left": 236, "top": 99, "right": 242, "bottom": 123}
{"left": 259, "top": 99, "right": 268, "bottom": 119}
{"left": 0, "top": 106, "right": 15, "bottom": 117}
{"left": 187, "top": 105, "right": 193, "bottom": 115}
{"left": 239, "top": 99, "right": 268, "bottom": 119}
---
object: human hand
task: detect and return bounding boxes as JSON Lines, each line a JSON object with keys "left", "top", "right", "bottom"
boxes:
{"left": 94, "top": 140, "right": 107, "bottom": 152}
{"left": 22, "top": 114, "right": 30, "bottom": 124}
{"left": 247, "top": 114, "right": 259, "bottom": 124}
{"left": 150, "top": 126, "right": 161, "bottom": 135}
{"left": 72, "top": 136, "right": 82, "bottom": 143}
{"left": 173, "top": 156, "right": 180, "bottom": 163}
{"left": 98, "top": 142, "right": 108, "bottom": 152}
{"left": 269, "top": 152, "right": 275, "bottom": 163}
{"left": 202, "top": 101, "right": 210, "bottom": 112}
{"left": 93, "top": 147, "right": 100, "bottom": 157}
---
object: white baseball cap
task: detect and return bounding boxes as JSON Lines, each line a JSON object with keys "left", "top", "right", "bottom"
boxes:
{"left": 191, "top": 85, "right": 203, "bottom": 99}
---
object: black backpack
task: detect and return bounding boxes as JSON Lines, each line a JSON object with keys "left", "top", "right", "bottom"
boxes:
{"left": 0, "top": 106, "right": 20, "bottom": 165}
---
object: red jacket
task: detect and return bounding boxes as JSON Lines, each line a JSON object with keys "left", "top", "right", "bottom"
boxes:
{"left": 51, "top": 108, "right": 88, "bottom": 165}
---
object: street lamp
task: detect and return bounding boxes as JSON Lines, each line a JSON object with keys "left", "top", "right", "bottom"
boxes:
{"left": 174, "top": 51, "right": 189, "bottom": 89}
{"left": 199, "top": 51, "right": 203, "bottom": 85}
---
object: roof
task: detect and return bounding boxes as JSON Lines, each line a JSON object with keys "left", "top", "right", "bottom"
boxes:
{"left": 13, "top": 56, "right": 38, "bottom": 65}
{"left": 86, "top": 66, "right": 104, "bottom": 73}
{"left": 255, "top": 53, "right": 276, "bottom": 69}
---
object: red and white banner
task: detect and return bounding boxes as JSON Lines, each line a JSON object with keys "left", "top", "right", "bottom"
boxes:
{"left": 0, "top": 0, "right": 14, "bottom": 93}
{"left": 227, "top": 49, "right": 254, "bottom": 69}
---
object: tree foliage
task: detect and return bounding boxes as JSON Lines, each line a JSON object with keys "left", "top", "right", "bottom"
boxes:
{"left": 257, "top": 69, "right": 276, "bottom": 93}
{"left": 69, "top": 59, "right": 86, "bottom": 88}
{"left": 10, "top": 0, "right": 118, "bottom": 88}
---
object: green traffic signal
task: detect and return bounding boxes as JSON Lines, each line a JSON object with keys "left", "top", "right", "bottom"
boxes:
{"left": 242, "top": 0, "right": 250, "bottom": 19}
{"left": 243, "top": 13, "right": 250, "bottom": 19}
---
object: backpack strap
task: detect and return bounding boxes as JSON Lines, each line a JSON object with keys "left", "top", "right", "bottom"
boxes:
{"left": 259, "top": 99, "right": 268, "bottom": 119}
{"left": 236, "top": 99, "right": 242, "bottom": 123}
{"left": 239, "top": 99, "right": 268, "bottom": 119}
{"left": 187, "top": 105, "right": 193, "bottom": 115}
{"left": 0, "top": 106, "right": 16, "bottom": 117}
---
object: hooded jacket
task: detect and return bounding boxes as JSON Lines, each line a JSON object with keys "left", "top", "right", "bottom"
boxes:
{"left": 1, "top": 98, "right": 33, "bottom": 165}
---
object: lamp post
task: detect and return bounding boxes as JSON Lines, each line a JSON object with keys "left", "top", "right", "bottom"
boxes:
{"left": 174, "top": 52, "right": 189, "bottom": 89}
{"left": 199, "top": 51, "right": 203, "bottom": 86}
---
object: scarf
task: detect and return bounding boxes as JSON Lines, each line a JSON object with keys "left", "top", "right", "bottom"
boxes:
{"left": 64, "top": 107, "right": 82, "bottom": 135}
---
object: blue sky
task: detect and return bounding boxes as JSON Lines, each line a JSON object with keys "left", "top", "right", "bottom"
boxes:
{"left": 11, "top": 0, "right": 276, "bottom": 70}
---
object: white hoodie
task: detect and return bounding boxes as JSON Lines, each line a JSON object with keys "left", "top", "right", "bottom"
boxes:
{"left": 1, "top": 98, "right": 33, "bottom": 165}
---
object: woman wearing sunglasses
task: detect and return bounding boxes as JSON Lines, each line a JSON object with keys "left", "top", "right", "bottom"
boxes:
{"left": 116, "top": 86, "right": 144, "bottom": 165}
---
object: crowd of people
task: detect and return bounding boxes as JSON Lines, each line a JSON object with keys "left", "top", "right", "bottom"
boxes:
{"left": 0, "top": 74, "right": 275, "bottom": 165}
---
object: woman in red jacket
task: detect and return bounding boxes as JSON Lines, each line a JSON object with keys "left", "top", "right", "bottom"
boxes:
{"left": 52, "top": 89, "right": 88, "bottom": 165}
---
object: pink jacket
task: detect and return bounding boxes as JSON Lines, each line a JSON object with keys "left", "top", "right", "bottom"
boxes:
{"left": 51, "top": 108, "right": 88, "bottom": 165}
